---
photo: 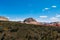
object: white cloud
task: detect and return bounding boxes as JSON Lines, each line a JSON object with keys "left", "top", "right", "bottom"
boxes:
{"left": 42, "top": 5, "right": 56, "bottom": 11}
{"left": 56, "top": 14, "right": 60, "bottom": 18}
{"left": 51, "top": 5, "right": 56, "bottom": 8}
{"left": 9, "top": 18, "right": 24, "bottom": 21}
{"left": 40, "top": 16, "right": 48, "bottom": 18}
{"left": 50, "top": 17, "right": 60, "bottom": 22}
{"left": 42, "top": 8, "right": 49, "bottom": 11}
{"left": 44, "top": 8, "right": 49, "bottom": 10}
{"left": 49, "top": 14, "right": 60, "bottom": 22}
{"left": 50, "top": 17, "right": 58, "bottom": 21}
{"left": 39, "top": 14, "right": 60, "bottom": 22}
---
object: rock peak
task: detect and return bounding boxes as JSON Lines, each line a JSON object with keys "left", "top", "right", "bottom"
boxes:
{"left": 23, "top": 18, "right": 37, "bottom": 23}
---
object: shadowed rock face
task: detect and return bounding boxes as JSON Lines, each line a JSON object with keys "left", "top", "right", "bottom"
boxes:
{"left": 0, "top": 16, "right": 9, "bottom": 21}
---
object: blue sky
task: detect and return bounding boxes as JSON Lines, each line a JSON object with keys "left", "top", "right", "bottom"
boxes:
{"left": 0, "top": 0, "right": 60, "bottom": 22}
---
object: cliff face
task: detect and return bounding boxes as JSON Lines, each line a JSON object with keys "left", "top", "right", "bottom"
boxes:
{"left": 0, "top": 16, "right": 9, "bottom": 21}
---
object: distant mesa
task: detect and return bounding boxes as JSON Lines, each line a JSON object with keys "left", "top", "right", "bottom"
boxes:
{"left": 0, "top": 16, "right": 9, "bottom": 21}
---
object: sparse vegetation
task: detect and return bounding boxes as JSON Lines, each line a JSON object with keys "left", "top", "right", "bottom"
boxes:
{"left": 0, "top": 21, "right": 60, "bottom": 40}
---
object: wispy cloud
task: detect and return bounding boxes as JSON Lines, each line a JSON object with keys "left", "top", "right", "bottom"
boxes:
{"left": 56, "top": 14, "right": 60, "bottom": 18}
{"left": 50, "top": 14, "right": 60, "bottom": 22}
{"left": 42, "top": 5, "right": 57, "bottom": 11}
{"left": 40, "top": 16, "right": 48, "bottom": 18}
{"left": 42, "top": 8, "right": 49, "bottom": 11}
{"left": 39, "top": 14, "right": 60, "bottom": 22}
{"left": 51, "top": 5, "right": 56, "bottom": 8}
{"left": 44, "top": 8, "right": 49, "bottom": 10}
{"left": 9, "top": 18, "right": 25, "bottom": 21}
{"left": 50, "top": 17, "right": 59, "bottom": 22}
